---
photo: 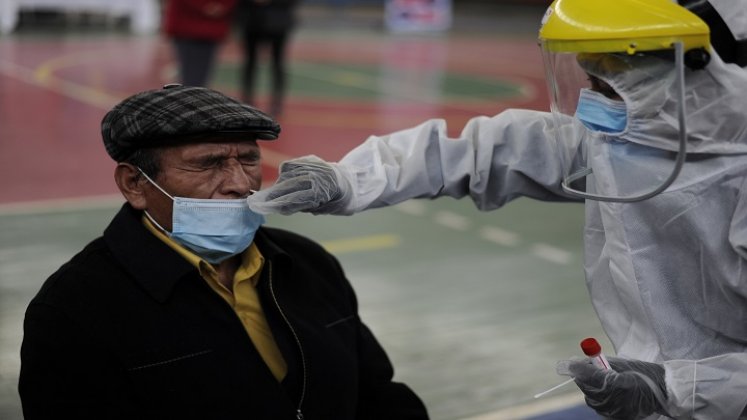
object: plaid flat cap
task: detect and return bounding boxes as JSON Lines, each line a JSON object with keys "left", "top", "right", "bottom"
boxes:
{"left": 101, "top": 84, "right": 280, "bottom": 161}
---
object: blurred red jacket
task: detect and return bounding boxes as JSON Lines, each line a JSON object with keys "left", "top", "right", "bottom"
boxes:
{"left": 164, "top": 0, "right": 238, "bottom": 41}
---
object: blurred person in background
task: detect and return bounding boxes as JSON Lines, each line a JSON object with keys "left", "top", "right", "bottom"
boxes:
{"left": 18, "top": 85, "right": 428, "bottom": 420}
{"left": 237, "top": 0, "right": 300, "bottom": 117}
{"left": 163, "top": 0, "right": 238, "bottom": 86}
{"left": 247, "top": 0, "right": 747, "bottom": 418}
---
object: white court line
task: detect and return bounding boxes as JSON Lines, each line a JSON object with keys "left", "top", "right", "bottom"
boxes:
{"left": 433, "top": 210, "right": 472, "bottom": 231}
{"left": 0, "top": 194, "right": 125, "bottom": 216}
{"left": 0, "top": 58, "right": 120, "bottom": 109}
{"left": 479, "top": 226, "right": 519, "bottom": 247}
{"left": 460, "top": 392, "right": 585, "bottom": 420}
{"left": 396, "top": 205, "right": 573, "bottom": 266}
{"left": 394, "top": 200, "right": 428, "bottom": 216}
{"left": 531, "top": 243, "right": 573, "bottom": 265}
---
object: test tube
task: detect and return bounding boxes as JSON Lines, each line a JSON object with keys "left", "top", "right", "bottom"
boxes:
{"left": 580, "top": 337, "right": 609, "bottom": 370}
{"left": 533, "top": 337, "right": 609, "bottom": 399}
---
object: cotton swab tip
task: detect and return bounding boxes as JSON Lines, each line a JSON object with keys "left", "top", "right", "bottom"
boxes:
{"left": 533, "top": 377, "right": 575, "bottom": 399}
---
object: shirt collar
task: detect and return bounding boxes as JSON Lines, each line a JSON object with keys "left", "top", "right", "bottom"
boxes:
{"left": 141, "top": 214, "right": 263, "bottom": 287}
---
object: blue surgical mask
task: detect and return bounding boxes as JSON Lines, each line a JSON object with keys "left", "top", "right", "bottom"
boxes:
{"left": 138, "top": 169, "right": 264, "bottom": 264}
{"left": 575, "top": 88, "right": 628, "bottom": 133}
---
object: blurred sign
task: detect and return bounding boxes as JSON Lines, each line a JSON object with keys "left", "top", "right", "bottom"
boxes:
{"left": 385, "top": 0, "right": 452, "bottom": 33}
{"left": 0, "top": 0, "right": 159, "bottom": 34}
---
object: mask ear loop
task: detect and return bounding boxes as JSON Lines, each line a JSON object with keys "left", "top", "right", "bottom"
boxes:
{"left": 137, "top": 168, "right": 175, "bottom": 200}
{"left": 560, "top": 42, "right": 688, "bottom": 203}
{"left": 137, "top": 168, "right": 259, "bottom": 198}
{"left": 136, "top": 168, "right": 174, "bottom": 234}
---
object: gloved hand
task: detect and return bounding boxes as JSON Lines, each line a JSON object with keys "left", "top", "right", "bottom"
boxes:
{"left": 557, "top": 356, "right": 669, "bottom": 420}
{"left": 247, "top": 155, "right": 353, "bottom": 215}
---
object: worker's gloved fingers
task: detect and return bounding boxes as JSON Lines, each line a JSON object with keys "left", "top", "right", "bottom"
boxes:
{"left": 555, "top": 357, "right": 584, "bottom": 377}
{"left": 567, "top": 358, "right": 609, "bottom": 389}
{"left": 607, "top": 357, "right": 666, "bottom": 389}
{"left": 608, "top": 357, "right": 669, "bottom": 417}
{"left": 583, "top": 375, "right": 662, "bottom": 420}
{"left": 576, "top": 370, "right": 653, "bottom": 420}
{"left": 576, "top": 358, "right": 667, "bottom": 420}
{"left": 556, "top": 355, "right": 669, "bottom": 419}
{"left": 247, "top": 155, "right": 353, "bottom": 215}
{"left": 249, "top": 183, "right": 323, "bottom": 215}
{"left": 556, "top": 357, "right": 608, "bottom": 392}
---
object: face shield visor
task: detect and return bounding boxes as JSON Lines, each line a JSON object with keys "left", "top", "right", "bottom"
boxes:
{"left": 538, "top": 0, "right": 710, "bottom": 202}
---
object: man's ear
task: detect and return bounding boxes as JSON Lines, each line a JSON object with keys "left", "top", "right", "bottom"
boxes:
{"left": 114, "top": 163, "right": 148, "bottom": 210}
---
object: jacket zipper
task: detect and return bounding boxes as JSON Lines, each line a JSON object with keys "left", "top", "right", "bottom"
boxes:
{"left": 268, "top": 261, "right": 307, "bottom": 420}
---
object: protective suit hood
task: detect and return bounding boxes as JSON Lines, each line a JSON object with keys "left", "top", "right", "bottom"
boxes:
{"left": 708, "top": 0, "right": 747, "bottom": 41}
{"left": 579, "top": 0, "right": 747, "bottom": 155}
{"left": 585, "top": 49, "right": 747, "bottom": 155}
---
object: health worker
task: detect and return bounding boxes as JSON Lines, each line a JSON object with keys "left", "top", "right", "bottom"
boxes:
{"left": 248, "top": 0, "right": 747, "bottom": 418}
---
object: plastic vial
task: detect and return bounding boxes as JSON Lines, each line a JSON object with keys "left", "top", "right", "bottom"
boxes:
{"left": 580, "top": 337, "right": 610, "bottom": 370}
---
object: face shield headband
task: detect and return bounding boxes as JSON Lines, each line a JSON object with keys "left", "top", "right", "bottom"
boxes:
{"left": 678, "top": 0, "right": 747, "bottom": 67}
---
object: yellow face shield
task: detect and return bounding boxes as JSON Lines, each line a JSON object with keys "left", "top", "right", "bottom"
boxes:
{"left": 538, "top": 0, "right": 710, "bottom": 202}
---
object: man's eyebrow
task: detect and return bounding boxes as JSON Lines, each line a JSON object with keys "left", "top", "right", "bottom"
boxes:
{"left": 192, "top": 152, "right": 228, "bottom": 162}
{"left": 176, "top": 153, "right": 222, "bottom": 168}
{"left": 238, "top": 150, "right": 261, "bottom": 159}
{"left": 187, "top": 150, "right": 260, "bottom": 164}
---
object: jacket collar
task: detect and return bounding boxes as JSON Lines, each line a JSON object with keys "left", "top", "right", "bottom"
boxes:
{"left": 252, "top": 227, "right": 289, "bottom": 263}
{"left": 104, "top": 203, "right": 197, "bottom": 303}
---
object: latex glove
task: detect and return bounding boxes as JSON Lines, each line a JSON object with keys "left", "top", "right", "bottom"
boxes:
{"left": 248, "top": 155, "right": 353, "bottom": 215}
{"left": 557, "top": 356, "right": 669, "bottom": 420}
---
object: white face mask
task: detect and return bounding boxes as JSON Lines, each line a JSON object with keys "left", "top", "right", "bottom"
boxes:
{"left": 138, "top": 169, "right": 264, "bottom": 264}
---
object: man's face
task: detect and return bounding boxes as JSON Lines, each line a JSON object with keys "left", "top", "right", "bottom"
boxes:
{"left": 143, "top": 139, "right": 262, "bottom": 231}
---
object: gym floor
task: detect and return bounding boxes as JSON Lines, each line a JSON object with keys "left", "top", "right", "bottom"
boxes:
{"left": 0, "top": 3, "right": 606, "bottom": 419}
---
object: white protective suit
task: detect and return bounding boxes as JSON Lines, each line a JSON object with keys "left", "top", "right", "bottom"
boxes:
{"left": 316, "top": 40, "right": 747, "bottom": 420}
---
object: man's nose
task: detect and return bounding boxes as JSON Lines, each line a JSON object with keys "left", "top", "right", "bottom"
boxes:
{"left": 219, "top": 159, "right": 255, "bottom": 198}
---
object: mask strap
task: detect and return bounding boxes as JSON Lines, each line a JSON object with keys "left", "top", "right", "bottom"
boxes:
{"left": 136, "top": 168, "right": 174, "bottom": 234}
{"left": 142, "top": 210, "right": 171, "bottom": 235}
{"left": 138, "top": 168, "right": 259, "bottom": 200}
{"left": 137, "top": 168, "right": 175, "bottom": 200}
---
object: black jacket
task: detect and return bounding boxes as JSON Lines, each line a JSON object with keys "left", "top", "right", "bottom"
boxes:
{"left": 19, "top": 203, "right": 428, "bottom": 420}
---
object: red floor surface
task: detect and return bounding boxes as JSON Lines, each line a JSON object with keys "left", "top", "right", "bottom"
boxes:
{"left": 0, "top": 28, "right": 547, "bottom": 205}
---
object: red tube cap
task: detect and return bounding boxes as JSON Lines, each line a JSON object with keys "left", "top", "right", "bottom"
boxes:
{"left": 580, "top": 337, "right": 602, "bottom": 356}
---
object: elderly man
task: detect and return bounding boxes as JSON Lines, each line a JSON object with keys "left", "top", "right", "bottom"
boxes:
{"left": 18, "top": 85, "right": 428, "bottom": 420}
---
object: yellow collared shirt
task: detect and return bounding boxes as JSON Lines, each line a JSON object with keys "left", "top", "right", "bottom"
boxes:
{"left": 143, "top": 215, "right": 287, "bottom": 381}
